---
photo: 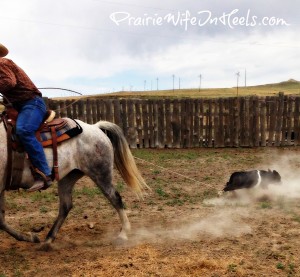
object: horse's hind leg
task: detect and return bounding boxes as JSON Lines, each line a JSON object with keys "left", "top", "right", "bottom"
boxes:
{"left": 0, "top": 190, "right": 40, "bottom": 243}
{"left": 94, "top": 173, "right": 131, "bottom": 242}
{"left": 44, "top": 170, "right": 84, "bottom": 245}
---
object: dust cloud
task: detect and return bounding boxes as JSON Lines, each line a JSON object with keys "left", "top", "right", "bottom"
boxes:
{"left": 125, "top": 153, "right": 300, "bottom": 247}
{"left": 128, "top": 209, "right": 251, "bottom": 247}
{"left": 206, "top": 152, "right": 300, "bottom": 206}
{"left": 266, "top": 153, "right": 300, "bottom": 199}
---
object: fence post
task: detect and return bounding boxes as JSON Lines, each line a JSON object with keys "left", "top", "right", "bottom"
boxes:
{"left": 275, "top": 93, "right": 284, "bottom": 146}
{"left": 233, "top": 97, "right": 240, "bottom": 147}
{"left": 172, "top": 99, "right": 180, "bottom": 148}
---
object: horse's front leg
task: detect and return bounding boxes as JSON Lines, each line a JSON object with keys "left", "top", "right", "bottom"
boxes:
{"left": 0, "top": 190, "right": 40, "bottom": 243}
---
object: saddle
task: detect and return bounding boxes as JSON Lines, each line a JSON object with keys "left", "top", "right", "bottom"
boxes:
{"left": 1, "top": 107, "right": 82, "bottom": 190}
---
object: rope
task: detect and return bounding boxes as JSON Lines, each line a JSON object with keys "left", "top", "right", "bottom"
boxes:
{"left": 37, "top": 87, "right": 83, "bottom": 96}
{"left": 38, "top": 87, "right": 86, "bottom": 112}
{"left": 0, "top": 87, "right": 85, "bottom": 111}
{"left": 134, "top": 156, "right": 209, "bottom": 187}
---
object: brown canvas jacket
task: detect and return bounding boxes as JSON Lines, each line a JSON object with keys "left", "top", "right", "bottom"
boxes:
{"left": 0, "top": 58, "right": 41, "bottom": 105}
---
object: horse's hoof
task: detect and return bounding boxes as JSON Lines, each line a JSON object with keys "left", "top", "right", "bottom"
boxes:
{"left": 27, "top": 232, "right": 40, "bottom": 243}
{"left": 217, "top": 191, "right": 224, "bottom": 197}
{"left": 113, "top": 235, "right": 128, "bottom": 246}
{"left": 38, "top": 242, "right": 54, "bottom": 252}
{"left": 33, "top": 235, "right": 41, "bottom": 243}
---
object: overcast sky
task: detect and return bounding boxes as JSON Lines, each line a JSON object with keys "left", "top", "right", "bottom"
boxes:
{"left": 1, "top": 0, "right": 299, "bottom": 96}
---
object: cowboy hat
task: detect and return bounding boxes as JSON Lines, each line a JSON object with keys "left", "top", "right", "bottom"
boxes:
{"left": 0, "top": 43, "right": 9, "bottom": 57}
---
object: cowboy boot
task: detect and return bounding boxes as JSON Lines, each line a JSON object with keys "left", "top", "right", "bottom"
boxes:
{"left": 27, "top": 169, "right": 52, "bottom": 192}
{"left": 27, "top": 176, "right": 52, "bottom": 192}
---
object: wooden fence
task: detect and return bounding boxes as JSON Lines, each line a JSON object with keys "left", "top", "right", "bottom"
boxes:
{"left": 47, "top": 94, "right": 300, "bottom": 148}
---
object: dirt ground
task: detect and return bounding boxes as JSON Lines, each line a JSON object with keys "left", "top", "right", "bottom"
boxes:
{"left": 1, "top": 147, "right": 300, "bottom": 277}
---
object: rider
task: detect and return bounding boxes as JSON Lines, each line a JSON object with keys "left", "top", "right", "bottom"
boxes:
{"left": 0, "top": 42, "right": 52, "bottom": 192}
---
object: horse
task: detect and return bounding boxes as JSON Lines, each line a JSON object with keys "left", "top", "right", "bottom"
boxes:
{"left": 0, "top": 118, "right": 148, "bottom": 245}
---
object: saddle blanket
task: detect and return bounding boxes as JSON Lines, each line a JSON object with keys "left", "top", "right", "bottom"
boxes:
{"left": 10, "top": 118, "right": 83, "bottom": 149}
{"left": 39, "top": 118, "right": 83, "bottom": 147}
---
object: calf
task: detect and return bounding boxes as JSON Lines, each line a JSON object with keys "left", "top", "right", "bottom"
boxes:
{"left": 223, "top": 169, "right": 281, "bottom": 192}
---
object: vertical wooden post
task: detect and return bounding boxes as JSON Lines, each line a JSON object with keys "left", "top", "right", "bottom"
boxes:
{"left": 157, "top": 99, "right": 165, "bottom": 148}
{"left": 142, "top": 99, "right": 150, "bottom": 148}
{"left": 252, "top": 97, "right": 260, "bottom": 147}
{"left": 135, "top": 100, "right": 143, "bottom": 148}
{"left": 77, "top": 100, "right": 85, "bottom": 122}
{"left": 260, "top": 98, "right": 267, "bottom": 146}
{"left": 113, "top": 99, "right": 121, "bottom": 127}
{"left": 193, "top": 99, "right": 200, "bottom": 147}
{"left": 286, "top": 96, "right": 293, "bottom": 146}
{"left": 105, "top": 100, "right": 113, "bottom": 122}
{"left": 86, "top": 98, "right": 92, "bottom": 124}
{"left": 224, "top": 98, "right": 231, "bottom": 147}
{"left": 148, "top": 100, "right": 155, "bottom": 148}
{"left": 233, "top": 97, "right": 240, "bottom": 147}
{"left": 172, "top": 99, "right": 180, "bottom": 148}
{"left": 120, "top": 99, "right": 128, "bottom": 143}
{"left": 275, "top": 93, "right": 284, "bottom": 146}
{"left": 218, "top": 98, "right": 225, "bottom": 147}
{"left": 294, "top": 97, "right": 300, "bottom": 145}
{"left": 165, "top": 99, "right": 172, "bottom": 148}
{"left": 127, "top": 99, "right": 136, "bottom": 148}
{"left": 207, "top": 99, "right": 213, "bottom": 147}
{"left": 92, "top": 99, "right": 97, "bottom": 124}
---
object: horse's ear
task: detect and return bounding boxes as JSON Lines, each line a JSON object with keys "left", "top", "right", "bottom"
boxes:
{"left": 268, "top": 168, "right": 271, "bottom": 172}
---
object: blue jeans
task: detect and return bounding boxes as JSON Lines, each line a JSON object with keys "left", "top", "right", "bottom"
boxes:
{"left": 15, "top": 96, "right": 51, "bottom": 177}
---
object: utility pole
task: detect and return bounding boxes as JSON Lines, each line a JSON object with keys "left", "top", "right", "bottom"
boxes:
{"left": 244, "top": 68, "right": 247, "bottom": 87}
{"left": 178, "top": 77, "right": 181, "bottom": 89}
{"left": 144, "top": 80, "right": 146, "bottom": 91}
{"left": 199, "top": 74, "right": 202, "bottom": 92}
{"left": 236, "top": 72, "right": 240, "bottom": 96}
{"left": 172, "top": 74, "right": 175, "bottom": 92}
{"left": 156, "top": 77, "right": 159, "bottom": 90}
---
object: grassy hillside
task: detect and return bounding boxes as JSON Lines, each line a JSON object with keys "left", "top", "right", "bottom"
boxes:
{"left": 89, "top": 79, "right": 300, "bottom": 99}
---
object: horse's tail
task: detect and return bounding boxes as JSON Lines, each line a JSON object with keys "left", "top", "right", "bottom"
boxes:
{"left": 95, "top": 121, "right": 148, "bottom": 198}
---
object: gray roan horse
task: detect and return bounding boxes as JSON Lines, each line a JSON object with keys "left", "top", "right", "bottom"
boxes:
{"left": 0, "top": 119, "right": 147, "bottom": 245}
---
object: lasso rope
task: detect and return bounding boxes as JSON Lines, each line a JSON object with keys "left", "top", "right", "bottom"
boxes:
{"left": 134, "top": 156, "right": 210, "bottom": 187}
{"left": 37, "top": 87, "right": 83, "bottom": 96}
{"left": 38, "top": 87, "right": 86, "bottom": 112}
{"left": 0, "top": 87, "right": 85, "bottom": 110}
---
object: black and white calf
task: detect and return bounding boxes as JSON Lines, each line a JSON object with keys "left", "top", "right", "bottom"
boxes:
{"left": 223, "top": 169, "right": 281, "bottom": 192}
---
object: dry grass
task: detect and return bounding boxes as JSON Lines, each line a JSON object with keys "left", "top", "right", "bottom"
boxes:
{"left": 1, "top": 80, "right": 299, "bottom": 105}
{"left": 87, "top": 79, "right": 300, "bottom": 100}
{"left": 1, "top": 148, "right": 300, "bottom": 276}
